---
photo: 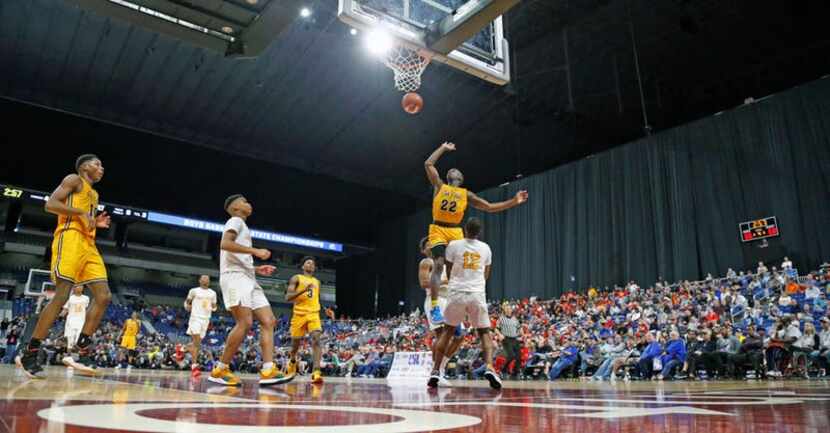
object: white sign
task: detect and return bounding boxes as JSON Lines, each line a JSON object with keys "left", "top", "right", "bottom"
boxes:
{"left": 386, "top": 351, "right": 433, "bottom": 381}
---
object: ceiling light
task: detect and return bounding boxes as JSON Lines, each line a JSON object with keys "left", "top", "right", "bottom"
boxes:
{"left": 350, "top": 28, "right": 358, "bottom": 36}
{"left": 221, "top": 26, "right": 233, "bottom": 34}
{"left": 365, "top": 28, "right": 394, "bottom": 56}
{"left": 300, "top": 7, "right": 311, "bottom": 18}
{"left": 246, "top": 0, "right": 258, "bottom": 4}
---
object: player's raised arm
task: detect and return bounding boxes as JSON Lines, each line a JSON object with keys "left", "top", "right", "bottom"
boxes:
{"left": 468, "top": 190, "right": 528, "bottom": 213}
{"left": 45, "top": 174, "right": 86, "bottom": 217}
{"left": 220, "top": 227, "right": 270, "bottom": 260}
{"left": 418, "top": 259, "right": 433, "bottom": 289}
{"left": 424, "top": 142, "right": 455, "bottom": 189}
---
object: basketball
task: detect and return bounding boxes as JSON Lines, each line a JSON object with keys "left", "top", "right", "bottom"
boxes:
{"left": 402, "top": 92, "right": 423, "bottom": 114}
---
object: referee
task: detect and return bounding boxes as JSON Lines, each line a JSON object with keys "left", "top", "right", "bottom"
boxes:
{"left": 495, "top": 304, "right": 521, "bottom": 379}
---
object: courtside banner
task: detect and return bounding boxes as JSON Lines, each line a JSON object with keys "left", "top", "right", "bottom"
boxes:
{"left": 386, "top": 352, "right": 433, "bottom": 380}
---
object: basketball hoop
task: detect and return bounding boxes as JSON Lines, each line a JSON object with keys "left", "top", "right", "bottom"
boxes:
{"left": 36, "top": 285, "right": 56, "bottom": 314}
{"left": 384, "top": 45, "right": 431, "bottom": 92}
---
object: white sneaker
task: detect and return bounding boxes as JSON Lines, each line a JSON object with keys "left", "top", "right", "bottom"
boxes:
{"left": 437, "top": 376, "right": 453, "bottom": 387}
{"left": 483, "top": 368, "right": 502, "bottom": 390}
{"left": 427, "top": 372, "right": 440, "bottom": 388}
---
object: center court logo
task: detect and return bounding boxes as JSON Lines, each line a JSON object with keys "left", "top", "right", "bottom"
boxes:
{"left": 37, "top": 403, "right": 481, "bottom": 433}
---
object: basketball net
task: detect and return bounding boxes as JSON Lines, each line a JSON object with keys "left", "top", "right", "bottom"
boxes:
{"left": 384, "top": 45, "right": 431, "bottom": 92}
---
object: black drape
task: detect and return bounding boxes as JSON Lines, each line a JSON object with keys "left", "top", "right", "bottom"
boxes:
{"left": 335, "top": 254, "right": 374, "bottom": 319}
{"left": 374, "top": 77, "right": 830, "bottom": 314}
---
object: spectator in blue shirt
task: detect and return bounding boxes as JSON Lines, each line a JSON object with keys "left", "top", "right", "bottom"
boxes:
{"left": 548, "top": 339, "right": 580, "bottom": 380}
{"left": 637, "top": 332, "right": 662, "bottom": 379}
{"left": 658, "top": 330, "right": 687, "bottom": 379}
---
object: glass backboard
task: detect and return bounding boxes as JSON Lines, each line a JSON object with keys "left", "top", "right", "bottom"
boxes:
{"left": 338, "top": 0, "right": 511, "bottom": 85}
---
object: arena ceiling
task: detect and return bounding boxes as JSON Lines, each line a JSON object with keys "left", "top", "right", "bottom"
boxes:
{"left": 1, "top": 0, "right": 828, "bottom": 200}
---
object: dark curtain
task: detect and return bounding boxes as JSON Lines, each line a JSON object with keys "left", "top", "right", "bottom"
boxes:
{"left": 375, "top": 77, "right": 830, "bottom": 314}
{"left": 335, "top": 254, "right": 375, "bottom": 319}
{"left": 336, "top": 220, "right": 412, "bottom": 319}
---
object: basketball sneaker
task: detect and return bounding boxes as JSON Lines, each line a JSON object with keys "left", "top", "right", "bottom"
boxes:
{"left": 208, "top": 365, "right": 241, "bottom": 386}
{"left": 311, "top": 370, "right": 324, "bottom": 384}
{"left": 430, "top": 306, "right": 444, "bottom": 324}
{"left": 483, "top": 367, "right": 502, "bottom": 390}
{"left": 260, "top": 365, "right": 294, "bottom": 386}
{"left": 62, "top": 347, "right": 98, "bottom": 375}
{"left": 191, "top": 364, "right": 201, "bottom": 379}
{"left": 286, "top": 359, "right": 298, "bottom": 376}
{"left": 20, "top": 347, "right": 45, "bottom": 379}
{"left": 427, "top": 371, "right": 441, "bottom": 388}
{"left": 437, "top": 375, "right": 452, "bottom": 387}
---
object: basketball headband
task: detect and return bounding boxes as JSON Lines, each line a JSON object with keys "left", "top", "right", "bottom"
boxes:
{"left": 75, "top": 154, "right": 99, "bottom": 172}
{"left": 224, "top": 194, "right": 245, "bottom": 211}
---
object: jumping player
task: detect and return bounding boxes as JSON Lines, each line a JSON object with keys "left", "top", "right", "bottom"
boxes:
{"left": 61, "top": 285, "right": 89, "bottom": 349}
{"left": 424, "top": 143, "right": 527, "bottom": 339}
{"left": 285, "top": 257, "right": 324, "bottom": 384}
{"left": 429, "top": 218, "right": 500, "bottom": 390}
{"left": 419, "top": 237, "right": 464, "bottom": 386}
{"left": 20, "top": 154, "right": 112, "bottom": 378}
{"left": 210, "top": 194, "right": 293, "bottom": 387}
{"left": 120, "top": 312, "right": 141, "bottom": 366}
{"left": 184, "top": 275, "right": 217, "bottom": 378}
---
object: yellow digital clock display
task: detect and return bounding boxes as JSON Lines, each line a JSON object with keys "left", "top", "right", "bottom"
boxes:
{"left": 3, "top": 187, "right": 23, "bottom": 199}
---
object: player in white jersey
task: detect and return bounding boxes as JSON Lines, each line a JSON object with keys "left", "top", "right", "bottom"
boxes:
{"left": 419, "top": 237, "right": 465, "bottom": 386}
{"left": 428, "top": 217, "right": 500, "bottom": 390}
{"left": 210, "top": 194, "right": 293, "bottom": 387}
{"left": 184, "top": 275, "right": 217, "bottom": 379}
{"left": 61, "top": 285, "right": 89, "bottom": 349}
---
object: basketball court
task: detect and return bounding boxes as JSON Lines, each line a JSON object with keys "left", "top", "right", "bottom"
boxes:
{"left": 2, "top": 1, "right": 830, "bottom": 433}
{"left": 1, "top": 366, "right": 829, "bottom": 432}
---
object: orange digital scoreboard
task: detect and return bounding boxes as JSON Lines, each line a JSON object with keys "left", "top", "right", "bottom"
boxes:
{"left": 739, "top": 217, "right": 779, "bottom": 242}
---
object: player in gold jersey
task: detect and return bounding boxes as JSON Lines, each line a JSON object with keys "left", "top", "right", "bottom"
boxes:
{"left": 285, "top": 257, "right": 324, "bottom": 384}
{"left": 120, "top": 312, "right": 141, "bottom": 366}
{"left": 20, "top": 154, "right": 112, "bottom": 378}
{"left": 424, "top": 142, "right": 528, "bottom": 325}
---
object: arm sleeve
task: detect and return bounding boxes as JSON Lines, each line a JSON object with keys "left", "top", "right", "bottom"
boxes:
{"left": 224, "top": 217, "right": 243, "bottom": 234}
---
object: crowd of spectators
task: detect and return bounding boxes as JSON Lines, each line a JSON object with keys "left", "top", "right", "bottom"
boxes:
{"left": 2, "top": 259, "right": 829, "bottom": 382}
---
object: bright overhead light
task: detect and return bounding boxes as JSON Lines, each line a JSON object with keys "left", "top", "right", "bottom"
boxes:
{"left": 350, "top": 28, "right": 358, "bottom": 36}
{"left": 300, "top": 7, "right": 311, "bottom": 18}
{"left": 365, "top": 28, "right": 394, "bottom": 56}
